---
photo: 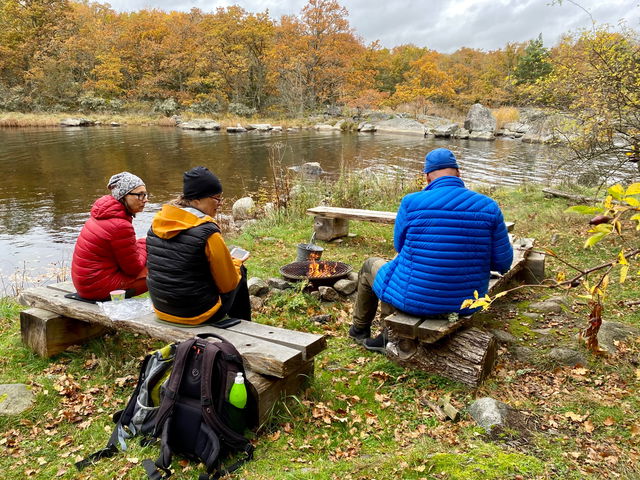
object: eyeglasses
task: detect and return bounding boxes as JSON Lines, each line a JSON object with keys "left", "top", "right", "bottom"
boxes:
{"left": 211, "top": 195, "right": 223, "bottom": 204}
{"left": 127, "top": 192, "right": 149, "bottom": 200}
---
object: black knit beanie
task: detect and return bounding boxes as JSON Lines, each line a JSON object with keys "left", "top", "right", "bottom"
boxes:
{"left": 182, "top": 166, "right": 223, "bottom": 200}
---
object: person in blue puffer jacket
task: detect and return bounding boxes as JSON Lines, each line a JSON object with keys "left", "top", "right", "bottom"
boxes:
{"left": 348, "top": 148, "right": 513, "bottom": 353}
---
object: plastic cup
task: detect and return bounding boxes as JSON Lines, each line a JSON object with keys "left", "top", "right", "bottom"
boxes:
{"left": 110, "top": 289, "right": 126, "bottom": 302}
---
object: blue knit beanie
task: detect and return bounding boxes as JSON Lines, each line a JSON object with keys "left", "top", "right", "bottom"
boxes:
{"left": 424, "top": 148, "right": 459, "bottom": 173}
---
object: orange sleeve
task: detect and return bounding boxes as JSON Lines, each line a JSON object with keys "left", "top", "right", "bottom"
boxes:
{"left": 204, "top": 232, "right": 241, "bottom": 294}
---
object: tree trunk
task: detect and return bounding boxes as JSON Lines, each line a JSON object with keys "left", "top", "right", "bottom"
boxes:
{"left": 387, "top": 327, "right": 497, "bottom": 387}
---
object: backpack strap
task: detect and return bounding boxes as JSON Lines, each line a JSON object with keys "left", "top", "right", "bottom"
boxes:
{"left": 76, "top": 351, "right": 156, "bottom": 471}
{"left": 153, "top": 338, "right": 199, "bottom": 436}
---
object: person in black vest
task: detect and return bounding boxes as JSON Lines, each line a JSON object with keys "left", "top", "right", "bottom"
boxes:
{"left": 146, "top": 166, "right": 251, "bottom": 326}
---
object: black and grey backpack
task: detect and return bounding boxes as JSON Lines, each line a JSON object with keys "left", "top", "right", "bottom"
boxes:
{"left": 76, "top": 333, "right": 258, "bottom": 479}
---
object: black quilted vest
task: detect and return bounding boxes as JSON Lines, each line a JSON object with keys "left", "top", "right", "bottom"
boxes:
{"left": 146, "top": 222, "right": 220, "bottom": 319}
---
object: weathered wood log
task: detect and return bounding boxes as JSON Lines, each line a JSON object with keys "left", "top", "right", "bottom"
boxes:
{"left": 19, "top": 285, "right": 303, "bottom": 378}
{"left": 385, "top": 312, "right": 472, "bottom": 343}
{"left": 386, "top": 327, "right": 497, "bottom": 387}
{"left": 542, "top": 188, "right": 598, "bottom": 204}
{"left": 20, "top": 308, "right": 112, "bottom": 357}
{"left": 227, "top": 320, "right": 326, "bottom": 361}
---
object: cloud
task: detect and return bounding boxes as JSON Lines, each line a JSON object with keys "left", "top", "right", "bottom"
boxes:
{"left": 103, "top": 0, "right": 639, "bottom": 51}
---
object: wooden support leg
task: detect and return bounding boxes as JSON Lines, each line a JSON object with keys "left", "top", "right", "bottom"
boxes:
{"left": 20, "top": 307, "right": 110, "bottom": 357}
{"left": 386, "top": 327, "right": 497, "bottom": 387}
{"left": 313, "top": 216, "right": 349, "bottom": 241}
{"left": 247, "top": 360, "right": 314, "bottom": 426}
{"left": 519, "top": 251, "right": 545, "bottom": 284}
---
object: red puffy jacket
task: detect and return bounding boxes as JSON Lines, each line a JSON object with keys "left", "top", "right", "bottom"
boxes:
{"left": 71, "top": 195, "right": 147, "bottom": 300}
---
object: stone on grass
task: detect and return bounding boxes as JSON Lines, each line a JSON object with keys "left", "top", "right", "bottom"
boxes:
{"left": 490, "top": 329, "right": 517, "bottom": 344}
{"left": 318, "top": 286, "right": 340, "bottom": 302}
{"left": 347, "top": 271, "right": 359, "bottom": 283}
{"left": 528, "top": 299, "right": 564, "bottom": 314}
{"left": 547, "top": 347, "right": 586, "bottom": 367}
{"left": 232, "top": 197, "right": 256, "bottom": 220}
{"left": 598, "top": 321, "right": 640, "bottom": 354}
{"left": 310, "top": 314, "right": 332, "bottom": 324}
{"left": 513, "top": 346, "right": 534, "bottom": 362}
{"left": 248, "top": 277, "right": 269, "bottom": 297}
{"left": 249, "top": 295, "right": 264, "bottom": 311}
{"left": 333, "top": 279, "right": 357, "bottom": 296}
{"left": 0, "top": 384, "right": 34, "bottom": 415}
{"left": 267, "top": 277, "right": 292, "bottom": 290}
{"left": 468, "top": 397, "right": 511, "bottom": 432}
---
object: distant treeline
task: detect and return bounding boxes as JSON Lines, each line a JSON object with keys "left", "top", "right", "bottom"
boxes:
{"left": 0, "top": 0, "right": 637, "bottom": 118}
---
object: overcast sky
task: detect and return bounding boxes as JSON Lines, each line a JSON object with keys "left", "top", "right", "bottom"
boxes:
{"left": 103, "top": 0, "right": 639, "bottom": 52}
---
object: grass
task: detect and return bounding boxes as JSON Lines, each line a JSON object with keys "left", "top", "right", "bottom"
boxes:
{"left": 1, "top": 178, "right": 639, "bottom": 479}
{"left": 0, "top": 111, "right": 315, "bottom": 129}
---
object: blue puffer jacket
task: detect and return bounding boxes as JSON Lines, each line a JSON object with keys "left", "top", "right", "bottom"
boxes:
{"left": 373, "top": 176, "right": 513, "bottom": 316}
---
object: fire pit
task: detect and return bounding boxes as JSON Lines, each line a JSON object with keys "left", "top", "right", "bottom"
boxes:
{"left": 280, "top": 260, "right": 352, "bottom": 287}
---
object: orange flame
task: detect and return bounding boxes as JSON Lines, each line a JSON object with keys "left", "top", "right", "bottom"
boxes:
{"left": 307, "top": 256, "right": 338, "bottom": 278}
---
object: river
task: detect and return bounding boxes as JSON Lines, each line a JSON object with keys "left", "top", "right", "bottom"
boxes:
{"left": 0, "top": 125, "right": 574, "bottom": 294}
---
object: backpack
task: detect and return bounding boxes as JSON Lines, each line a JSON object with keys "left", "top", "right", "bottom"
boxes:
{"left": 76, "top": 333, "right": 258, "bottom": 479}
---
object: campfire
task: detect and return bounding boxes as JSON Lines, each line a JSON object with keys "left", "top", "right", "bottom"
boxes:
{"left": 280, "top": 255, "right": 352, "bottom": 287}
{"left": 306, "top": 253, "right": 338, "bottom": 278}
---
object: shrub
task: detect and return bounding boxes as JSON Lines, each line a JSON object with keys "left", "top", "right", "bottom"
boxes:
{"left": 493, "top": 107, "right": 520, "bottom": 128}
{"left": 153, "top": 97, "right": 179, "bottom": 117}
{"left": 228, "top": 102, "right": 257, "bottom": 117}
{"left": 79, "top": 93, "right": 108, "bottom": 112}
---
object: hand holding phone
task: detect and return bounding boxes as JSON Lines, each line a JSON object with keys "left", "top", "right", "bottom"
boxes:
{"left": 230, "top": 246, "right": 250, "bottom": 262}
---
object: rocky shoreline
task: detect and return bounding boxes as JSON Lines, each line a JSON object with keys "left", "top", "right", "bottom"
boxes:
{"left": 57, "top": 103, "right": 570, "bottom": 145}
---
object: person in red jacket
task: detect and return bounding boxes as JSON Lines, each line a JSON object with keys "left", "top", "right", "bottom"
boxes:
{"left": 71, "top": 172, "right": 149, "bottom": 300}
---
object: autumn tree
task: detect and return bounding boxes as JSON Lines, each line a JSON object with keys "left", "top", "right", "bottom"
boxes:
{"left": 536, "top": 27, "right": 640, "bottom": 183}
{"left": 271, "top": 0, "right": 362, "bottom": 114}
{"left": 390, "top": 50, "right": 456, "bottom": 115}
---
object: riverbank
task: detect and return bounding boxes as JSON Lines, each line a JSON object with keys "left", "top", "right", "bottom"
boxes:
{"left": 2, "top": 177, "right": 640, "bottom": 479}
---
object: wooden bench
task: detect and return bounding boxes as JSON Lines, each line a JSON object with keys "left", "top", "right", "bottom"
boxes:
{"left": 18, "top": 282, "right": 326, "bottom": 425}
{"left": 306, "top": 205, "right": 515, "bottom": 241}
{"left": 384, "top": 237, "right": 538, "bottom": 387}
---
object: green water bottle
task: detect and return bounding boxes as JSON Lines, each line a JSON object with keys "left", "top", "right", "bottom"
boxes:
{"left": 229, "top": 372, "right": 247, "bottom": 409}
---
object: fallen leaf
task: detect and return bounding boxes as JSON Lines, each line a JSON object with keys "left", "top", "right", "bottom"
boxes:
{"left": 565, "top": 411, "right": 589, "bottom": 422}
{"left": 268, "top": 430, "right": 281, "bottom": 441}
{"left": 573, "top": 367, "right": 588, "bottom": 375}
{"left": 630, "top": 424, "right": 640, "bottom": 437}
{"left": 583, "top": 420, "right": 595, "bottom": 433}
{"left": 603, "top": 417, "right": 615, "bottom": 426}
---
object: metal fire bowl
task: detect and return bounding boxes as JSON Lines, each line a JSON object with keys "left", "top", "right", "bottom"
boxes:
{"left": 280, "top": 260, "right": 352, "bottom": 286}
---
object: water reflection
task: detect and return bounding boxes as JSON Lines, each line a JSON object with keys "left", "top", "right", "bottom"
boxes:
{"left": 0, "top": 125, "right": 604, "bottom": 289}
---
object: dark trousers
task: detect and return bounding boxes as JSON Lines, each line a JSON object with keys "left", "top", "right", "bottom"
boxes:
{"left": 352, "top": 257, "right": 395, "bottom": 330}
{"left": 209, "top": 266, "right": 251, "bottom": 322}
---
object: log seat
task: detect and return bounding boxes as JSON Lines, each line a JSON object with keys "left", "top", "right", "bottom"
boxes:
{"left": 18, "top": 282, "right": 326, "bottom": 424}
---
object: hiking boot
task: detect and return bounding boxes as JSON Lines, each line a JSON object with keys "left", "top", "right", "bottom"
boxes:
{"left": 363, "top": 330, "right": 387, "bottom": 353}
{"left": 348, "top": 324, "right": 370, "bottom": 344}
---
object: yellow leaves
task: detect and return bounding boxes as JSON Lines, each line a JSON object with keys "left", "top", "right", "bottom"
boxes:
{"left": 625, "top": 182, "right": 640, "bottom": 196}
{"left": 617, "top": 249, "right": 629, "bottom": 283}
{"left": 607, "top": 184, "right": 625, "bottom": 200}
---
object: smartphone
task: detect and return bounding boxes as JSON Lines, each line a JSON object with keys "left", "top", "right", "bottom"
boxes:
{"left": 230, "top": 246, "right": 250, "bottom": 261}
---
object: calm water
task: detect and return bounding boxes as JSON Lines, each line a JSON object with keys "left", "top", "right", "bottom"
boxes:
{"left": 0, "top": 125, "right": 574, "bottom": 292}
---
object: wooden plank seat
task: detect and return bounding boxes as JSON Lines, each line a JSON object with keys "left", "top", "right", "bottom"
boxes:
{"left": 18, "top": 282, "right": 327, "bottom": 424}
{"left": 384, "top": 237, "right": 538, "bottom": 387}
{"left": 306, "top": 205, "right": 515, "bottom": 241}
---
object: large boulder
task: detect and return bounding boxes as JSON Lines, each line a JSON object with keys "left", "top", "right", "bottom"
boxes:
{"left": 433, "top": 123, "right": 459, "bottom": 138}
{"left": 464, "top": 103, "right": 496, "bottom": 133}
{"left": 373, "top": 117, "right": 426, "bottom": 135}
{"left": 179, "top": 119, "right": 220, "bottom": 130}
{"left": 232, "top": 197, "right": 256, "bottom": 220}
{"left": 60, "top": 118, "right": 95, "bottom": 127}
